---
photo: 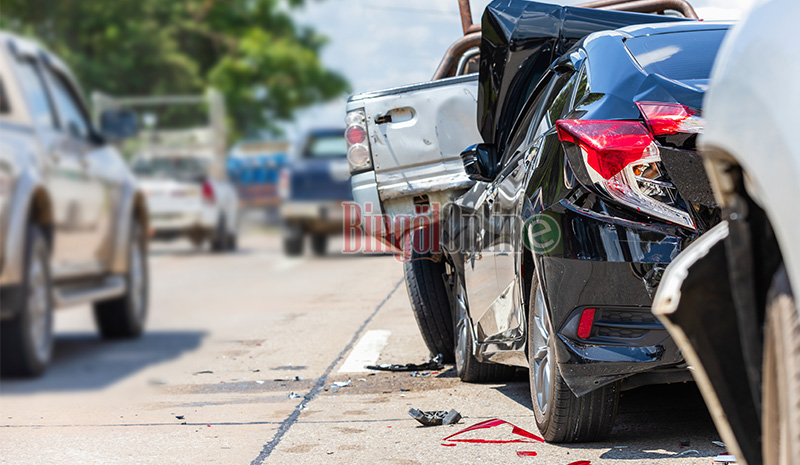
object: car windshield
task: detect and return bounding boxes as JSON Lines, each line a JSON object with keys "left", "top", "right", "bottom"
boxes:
{"left": 132, "top": 157, "right": 209, "bottom": 181}
{"left": 625, "top": 29, "right": 727, "bottom": 81}
{"left": 305, "top": 134, "right": 346, "bottom": 158}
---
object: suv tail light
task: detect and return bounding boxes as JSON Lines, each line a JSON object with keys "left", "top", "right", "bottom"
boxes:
{"left": 201, "top": 180, "right": 215, "bottom": 204}
{"left": 345, "top": 109, "right": 372, "bottom": 174}
{"left": 556, "top": 117, "right": 695, "bottom": 229}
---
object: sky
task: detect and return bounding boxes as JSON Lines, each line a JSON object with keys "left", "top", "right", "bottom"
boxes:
{"left": 287, "top": 0, "right": 756, "bottom": 138}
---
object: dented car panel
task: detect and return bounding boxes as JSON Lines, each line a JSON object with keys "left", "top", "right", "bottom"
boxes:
{"left": 652, "top": 221, "right": 759, "bottom": 465}
{"left": 346, "top": 74, "right": 482, "bottom": 247}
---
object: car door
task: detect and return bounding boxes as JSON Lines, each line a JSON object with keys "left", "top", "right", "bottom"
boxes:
{"left": 479, "top": 65, "right": 582, "bottom": 343}
{"left": 39, "top": 62, "right": 108, "bottom": 277}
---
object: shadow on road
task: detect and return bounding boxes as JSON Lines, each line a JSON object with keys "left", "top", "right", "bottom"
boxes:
{"left": 0, "top": 330, "right": 206, "bottom": 393}
{"left": 491, "top": 379, "right": 720, "bottom": 460}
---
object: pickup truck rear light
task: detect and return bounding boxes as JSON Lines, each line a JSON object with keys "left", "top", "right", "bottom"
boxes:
{"left": 201, "top": 180, "right": 215, "bottom": 204}
{"left": 636, "top": 102, "right": 705, "bottom": 136}
{"left": 556, "top": 119, "right": 695, "bottom": 229}
{"left": 345, "top": 109, "right": 372, "bottom": 174}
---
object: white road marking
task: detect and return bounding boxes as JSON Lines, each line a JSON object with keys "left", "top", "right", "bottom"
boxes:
{"left": 338, "top": 329, "right": 391, "bottom": 373}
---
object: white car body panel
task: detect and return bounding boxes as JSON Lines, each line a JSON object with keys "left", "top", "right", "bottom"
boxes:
{"left": 701, "top": 0, "right": 800, "bottom": 302}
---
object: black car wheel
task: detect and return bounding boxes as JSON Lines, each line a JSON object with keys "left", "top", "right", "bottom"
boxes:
{"left": 454, "top": 277, "right": 516, "bottom": 382}
{"left": 763, "top": 265, "right": 800, "bottom": 465}
{"left": 403, "top": 242, "right": 455, "bottom": 363}
{"left": 0, "top": 224, "right": 53, "bottom": 377}
{"left": 283, "top": 224, "right": 304, "bottom": 256}
{"left": 311, "top": 234, "right": 327, "bottom": 256}
{"left": 528, "top": 271, "right": 619, "bottom": 442}
{"left": 94, "top": 221, "right": 148, "bottom": 339}
{"left": 211, "top": 216, "right": 229, "bottom": 252}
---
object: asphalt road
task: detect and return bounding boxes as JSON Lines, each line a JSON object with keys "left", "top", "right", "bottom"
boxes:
{"left": 1, "top": 226, "right": 726, "bottom": 464}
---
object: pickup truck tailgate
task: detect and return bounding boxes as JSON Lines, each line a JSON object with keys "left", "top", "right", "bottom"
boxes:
{"left": 348, "top": 74, "right": 481, "bottom": 201}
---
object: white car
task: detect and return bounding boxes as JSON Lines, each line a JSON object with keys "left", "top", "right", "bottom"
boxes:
{"left": 133, "top": 154, "right": 239, "bottom": 251}
{"left": 652, "top": 1, "right": 800, "bottom": 464}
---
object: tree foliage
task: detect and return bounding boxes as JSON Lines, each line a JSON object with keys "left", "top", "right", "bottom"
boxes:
{"left": 0, "top": 0, "right": 349, "bottom": 137}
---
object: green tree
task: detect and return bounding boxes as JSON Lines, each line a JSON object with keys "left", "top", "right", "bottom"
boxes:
{"left": 0, "top": 0, "right": 349, "bottom": 137}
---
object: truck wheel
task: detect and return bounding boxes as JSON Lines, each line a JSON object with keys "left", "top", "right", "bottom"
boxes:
{"left": 528, "top": 271, "right": 618, "bottom": 442}
{"left": 283, "top": 225, "right": 304, "bottom": 256}
{"left": 94, "top": 221, "right": 148, "bottom": 339}
{"left": 311, "top": 234, "right": 327, "bottom": 256}
{"left": 453, "top": 277, "right": 516, "bottom": 382}
{"left": 403, "top": 241, "right": 455, "bottom": 363}
{"left": 211, "top": 217, "right": 229, "bottom": 252}
{"left": 763, "top": 265, "right": 800, "bottom": 465}
{"left": 0, "top": 224, "right": 53, "bottom": 377}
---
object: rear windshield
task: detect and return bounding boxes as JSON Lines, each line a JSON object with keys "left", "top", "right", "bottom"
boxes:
{"left": 305, "top": 134, "right": 346, "bottom": 159}
{"left": 625, "top": 29, "right": 727, "bottom": 81}
{"left": 132, "top": 157, "right": 209, "bottom": 181}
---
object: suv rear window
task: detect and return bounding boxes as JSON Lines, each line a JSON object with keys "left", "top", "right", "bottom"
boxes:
{"left": 305, "top": 134, "right": 346, "bottom": 158}
{"left": 625, "top": 29, "right": 727, "bottom": 81}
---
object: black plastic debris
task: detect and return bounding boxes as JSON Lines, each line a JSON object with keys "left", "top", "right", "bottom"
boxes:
{"left": 175, "top": 415, "right": 185, "bottom": 420}
{"left": 367, "top": 354, "right": 444, "bottom": 372}
{"left": 193, "top": 370, "right": 213, "bottom": 375}
{"left": 408, "top": 408, "right": 461, "bottom": 427}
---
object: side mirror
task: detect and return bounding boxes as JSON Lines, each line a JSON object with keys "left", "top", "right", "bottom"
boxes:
{"left": 460, "top": 143, "right": 498, "bottom": 182}
{"left": 100, "top": 109, "right": 139, "bottom": 142}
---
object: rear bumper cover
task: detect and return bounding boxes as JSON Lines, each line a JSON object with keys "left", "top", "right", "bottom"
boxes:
{"left": 539, "top": 200, "right": 698, "bottom": 395}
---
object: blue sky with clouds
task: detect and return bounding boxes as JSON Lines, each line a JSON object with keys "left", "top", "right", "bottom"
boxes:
{"left": 287, "top": 0, "right": 755, "bottom": 137}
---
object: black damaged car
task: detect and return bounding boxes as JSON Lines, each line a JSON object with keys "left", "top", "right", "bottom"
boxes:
{"left": 439, "top": 1, "right": 730, "bottom": 443}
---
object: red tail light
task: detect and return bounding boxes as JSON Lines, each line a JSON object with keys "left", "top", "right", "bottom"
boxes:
{"left": 636, "top": 102, "right": 704, "bottom": 136}
{"left": 577, "top": 308, "right": 596, "bottom": 339}
{"left": 556, "top": 118, "right": 695, "bottom": 229}
{"left": 201, "top": 181, "right": 215, "bottom": 204}
{"left": 555, "top": 120, "right": 655, "bottom": 180}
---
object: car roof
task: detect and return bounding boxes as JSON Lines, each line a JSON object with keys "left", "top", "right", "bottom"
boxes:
{"left": 616, "top": 20, "right": 734, "bottom": 38}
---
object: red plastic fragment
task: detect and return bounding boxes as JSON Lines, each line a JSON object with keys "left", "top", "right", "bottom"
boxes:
{"left": 516, "top": 451, "right": 538, "bottom": 457}
{"left": 566, "top": 461, "right": 591, "bottom": 465}
{"left": 440, "top": 443, "right": 457, "bottom": 447}
{"left": 442, "top": 418, "right": 545, "bottom": 444}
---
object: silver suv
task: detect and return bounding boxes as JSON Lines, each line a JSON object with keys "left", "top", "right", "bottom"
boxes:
{"left": 0, "top": 32, "right": 149, "bottom": 376}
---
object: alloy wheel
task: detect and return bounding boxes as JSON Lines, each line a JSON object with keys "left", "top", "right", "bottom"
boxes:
{"left": 27, "top": 242, "right": 52, "bottom": 364}
{"left": 531, "top": 284, "right": 552, "bottom": 414}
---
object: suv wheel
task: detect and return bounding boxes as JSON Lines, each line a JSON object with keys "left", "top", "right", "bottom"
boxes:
{"left": 0, "top": 224, "right": 53, "bottom": 377}
{"left": 453, "top": 277, "right": 516, "bottom": 382}
{"left": 94, "top": 221, "right": 148, "bottom": 338}
{"left": 311, "top": 234, "right": 327, "bottom": 256}
{"left": 283, "top": 224, "right": 304, "bottom": 256}
{"left": 763, "top": 265, "right": 800, "bottom": 465}
{"left": 528, "top": 271, "right": 618, "bottom": 442}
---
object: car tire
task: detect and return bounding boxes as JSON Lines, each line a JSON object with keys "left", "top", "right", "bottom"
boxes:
{"left": 527, "top": 271, "right": 619, "bottom": 442}
{"left": 211, "top": 216, "right": 229, "bottom": 252}
{"left": 453, "top": 276, "right": 516, "bottom": 382}
{"left": 403, "top": 232, "right": 455, "bottom": 363}
{"left": 93, "top": 221, "right": 148, "bottom": 339}
{"left": 283, "top": 225, "right": 304, "bottom": 257}
{"left": 0, "top": 224, "right": 54, "bottom": 377}
{"left": 310, "top": 234, "right": 327, "bottom": 256}
{"left": 763, "top": 265, "right": 800, "bottom": 465}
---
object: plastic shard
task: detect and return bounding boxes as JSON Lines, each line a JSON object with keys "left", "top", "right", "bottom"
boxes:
{"left": 442, "top": 418, "right": 544, "bottom": 444}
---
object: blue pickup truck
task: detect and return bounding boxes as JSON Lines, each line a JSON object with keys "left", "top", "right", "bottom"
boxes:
{"left": 279, "top": 129, "right": 353, "bottom": 256}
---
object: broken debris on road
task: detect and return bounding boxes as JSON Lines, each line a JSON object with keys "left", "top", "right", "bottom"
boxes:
{"left": 366, "top": 354, "right": 444, "bottom": 372}
{"left": 408, "top": 408, "right": 461, "bottom": 426}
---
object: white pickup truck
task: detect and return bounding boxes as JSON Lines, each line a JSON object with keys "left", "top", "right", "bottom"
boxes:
{"left": 344, "top": 26, "right": 482, "bottom": 361}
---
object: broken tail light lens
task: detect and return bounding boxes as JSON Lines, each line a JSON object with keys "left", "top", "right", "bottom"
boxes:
{"left": 636, "top": 102, "right": 705, "bottom": 136}
{"left": 556, "top": 119, "right": 695, "bottom": 229}
{"left": 345, "top": 109, "right": 372, "bottom": 174}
